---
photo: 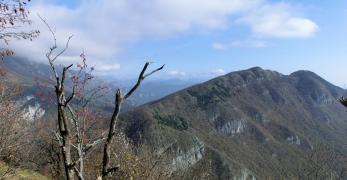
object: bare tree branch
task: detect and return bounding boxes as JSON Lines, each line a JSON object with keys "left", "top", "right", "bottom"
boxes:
{"left": 123, "top": 62, "right": 164, "bottom": 100}
{"left": 65, "top": 85, "right": 76, "bottom": 106}
{"left": 74, "top": 166, "right": 85, "bottom": 180}
{"left": 54, "top": 132, "right": 63, "bottom": 147}
{"left": 38, "top": 14, "right": 57, "bottom": 48}
{"left": 61, "top": 64, "right": 73, "bottom": 85}
{"left": 52, "top": 35, "right": 73, "bottom": 62}
{"left": 85, "top": 137, "right": 107, "bottom": 153}
{"left": 143, "top": 64, "right": 165, "bottom": 79}
{"left": 102, "top": 62, "right": 164, "bottom": 178}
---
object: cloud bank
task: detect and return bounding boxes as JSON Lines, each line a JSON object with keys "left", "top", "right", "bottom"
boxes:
{"left": 212, "top": 40, "right": 268, "bottom": 50}
{"left": 240, "top": 3, "right": 318, "bottom": 38}
{"left": 8, "top": 0, "right": 318, "bottom": 74}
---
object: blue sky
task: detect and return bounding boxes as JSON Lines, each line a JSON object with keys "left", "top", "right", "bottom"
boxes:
{"left": 11, "top": 0, "right": 347, "bottom": 86}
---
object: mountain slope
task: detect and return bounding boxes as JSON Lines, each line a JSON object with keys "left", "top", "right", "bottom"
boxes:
{"left": 120, "top": 67, "right": 347, "bottom": 179}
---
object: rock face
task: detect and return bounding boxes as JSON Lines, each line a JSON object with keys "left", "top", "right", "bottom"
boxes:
{"left": 171, "top": 137, "right": 205, "bottom": 171}
{"left": 213, "top": 118, "right": 246, "bottom": 135}
{"left": 121, "top": 67, "right": 347, "bottom": 179}
{"left": 22, "top": 102, "right": 45, "bottom": 121}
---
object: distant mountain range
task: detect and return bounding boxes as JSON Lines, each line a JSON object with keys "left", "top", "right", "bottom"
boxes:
{"left": 120, "top": 67, "right": 347, "bottom": 179}
{"left": 0, "top": 57, "right": 197, "bottom": 119}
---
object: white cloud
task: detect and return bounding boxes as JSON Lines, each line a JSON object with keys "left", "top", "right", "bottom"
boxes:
{"left": 231, "top": 40, "right": 267, "bottom": 48}
{"left": 213, "top": 39, "right": 268, "bottom": 50}
{"left": 212, "top": 69, "right": 226, "bottom": 76}
{"left": 94, "top": 64, "right": 121, "bottom": 72}
{"left": 9, "top": 0, "right": 259, "bottom": 69}
{"left": 167, "top": 70, "right": 186, "bottom": 76}
{"left": 212, "top": 42, "right": 227, "bottom": 50}
{"left": 7, "top": 0, "right": 317, "bottom": 75}
{"left": 239, "top": 3, "right": 318, "bottom": 38}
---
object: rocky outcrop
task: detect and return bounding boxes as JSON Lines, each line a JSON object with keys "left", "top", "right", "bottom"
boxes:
{"left": 214, "top": 119, "right": 246, "bottom": 135}
{"left": 171, "top": 138, "right": 205, "bottom": 170}
{"left": 22, "top": 103, "right": 45, "bottom": 121}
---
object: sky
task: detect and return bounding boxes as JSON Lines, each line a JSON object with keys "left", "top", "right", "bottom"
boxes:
{"left": 7, "top": 0, "right": 347, "bottom": 87}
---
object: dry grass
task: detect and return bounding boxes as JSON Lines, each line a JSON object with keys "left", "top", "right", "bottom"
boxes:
{"left": 0, "top": 162, "right": 49, "bottom": 180}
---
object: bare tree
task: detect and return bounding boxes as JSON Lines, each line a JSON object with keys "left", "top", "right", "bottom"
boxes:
{"left": 0, "top": 0, "right": 40, "bottom": 166}
{"left": 42, "top": 25, "right": 75, "bottom": 180}
{"left": 298, "top": 142, "right": 347, "bottom": 180}
{"left": 100, "top": 132, "right": 171, "bottom": 179}
{"left": 0, "top": 85, "right": 23, "bottom": 161}
{"left": 0, "top": 0, "right": 39, "bottom": 58}
{"left": 0, "top": 67, "right": 36, "bottom": 177}
{"left": 40, "top": 16, "right": 164, "bottom": 179}
{"left": 101, "top": 62, "right": 164, "bottom": 178}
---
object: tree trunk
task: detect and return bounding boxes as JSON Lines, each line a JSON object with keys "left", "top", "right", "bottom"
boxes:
{"left": 102, "top": 90, "right": 122, "bottom": 178}
{"left": 57, "top": 90, "right": 75, "bottom": 180}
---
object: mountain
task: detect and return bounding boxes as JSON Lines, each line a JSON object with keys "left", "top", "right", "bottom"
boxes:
{"left": 107, "top": 79, "right": 198, "bottom": 106}
{"left": 3, "top": 58, "right": 347, "bottom": 179}
{"left": 120, "top": 67, "right": 347, "bottom": 179}
{"left": 0, "top": 57, "right": 196, "bottom": 119}
{"left": 0, "top": 57, "right": 53, "bottom": 84}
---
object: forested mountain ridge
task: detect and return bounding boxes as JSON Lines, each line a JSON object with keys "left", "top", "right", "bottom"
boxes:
{"left": 121, "top": 67, "right": 347, "bottom": 179}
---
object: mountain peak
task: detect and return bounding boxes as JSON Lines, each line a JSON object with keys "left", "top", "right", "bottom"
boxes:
{"left": 289, "top": 69, "right": 340, "bottom": 89}
{"left": 248, "top": 66, "right": 264, "bottom": 72}
{"left": 121, "top": 66, "right": 347, "bottom": 179}
{"left": 290, "top": 70, "right": 320, "bottom": 78}
{"left": 221, "top": 66, "right": 282, "bottom": 83}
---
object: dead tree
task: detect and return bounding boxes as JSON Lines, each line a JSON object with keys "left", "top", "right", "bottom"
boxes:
{"left": 101, "top": 62, "right": 164, "bottom": 178}
{"left": 44, "top": 32, "right": 75, "bottom": 180}
{"left": 40, "top": 15, "right": 82, "bottom": 179}
{"left": 40, "top": 16, "right": 164, "bottom": 179}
